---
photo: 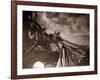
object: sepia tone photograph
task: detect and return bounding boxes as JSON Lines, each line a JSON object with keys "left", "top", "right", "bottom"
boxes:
{"left": 11, "top": 1, "right": 97, "bottom": 79}
{"left": 22, "top": 11, "right": 90, "bottom": 69}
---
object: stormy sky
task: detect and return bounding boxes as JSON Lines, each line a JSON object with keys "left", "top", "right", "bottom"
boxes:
{"left": 33, "top": 12, "right": 89, "bottom": 45}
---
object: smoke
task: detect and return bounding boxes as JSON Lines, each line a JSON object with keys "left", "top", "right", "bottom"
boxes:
{"left": 34, "top": 12, "right": 89, "bottom": 45}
